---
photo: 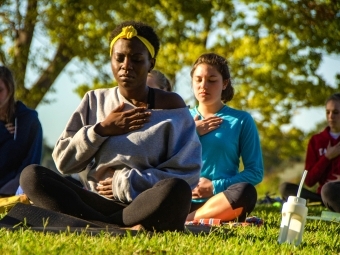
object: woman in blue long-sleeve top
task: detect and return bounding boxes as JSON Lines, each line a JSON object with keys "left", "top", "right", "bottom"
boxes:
{"left": 187, "top": 53, "right": 264, "bottom": 222}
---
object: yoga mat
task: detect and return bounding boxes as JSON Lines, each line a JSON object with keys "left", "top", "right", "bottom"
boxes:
{"left": 0, "top": 203, "right": 215, "bottom": 236}
{"left": 0, "top": 203, "right": 137, "bottom": 236}
{"left": 307, "top": 211, "right": 340, "bottom": 222}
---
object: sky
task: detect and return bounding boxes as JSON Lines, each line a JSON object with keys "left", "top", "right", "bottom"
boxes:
{"left": 36, "top": 55, "right": 340, "bottom": 147}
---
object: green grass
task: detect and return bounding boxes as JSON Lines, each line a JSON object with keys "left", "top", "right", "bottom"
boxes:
{"left": 0, "top": 205, "right": 339, "bottom": 254}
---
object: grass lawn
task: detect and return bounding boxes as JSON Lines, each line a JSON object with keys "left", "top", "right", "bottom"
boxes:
{"left": 0, "top": 204, "right": 339, "bottom": 254}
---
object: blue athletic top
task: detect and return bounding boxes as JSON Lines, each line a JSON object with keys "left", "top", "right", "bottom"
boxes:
{"left": 190, "top": 105, "right": 264, "bottom": 202}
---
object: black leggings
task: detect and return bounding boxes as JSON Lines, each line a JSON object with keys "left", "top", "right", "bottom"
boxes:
{"left": 20, "top": 164, "right": 192, "bottom": 231}
{"left": 189, "top": 182, "right": 257, "bottom": 222}
{"left": 321, "top": 182, "right": 340, "bottom": 212}
{"left": 279, "top": 182, "right": 340, "bottom": 212}
{"left": 279, "top": 182, "right": 322, "bottom": 203}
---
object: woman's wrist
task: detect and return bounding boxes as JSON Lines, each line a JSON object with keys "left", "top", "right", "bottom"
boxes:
{"left": 324, "top": 153, "right": 333, "bottom": 160}
{"left": 94, "top": 122, "right": 108, "bottom": 137}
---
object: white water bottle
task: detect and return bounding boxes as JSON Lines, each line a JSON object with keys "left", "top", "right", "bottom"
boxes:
{"left": 278, "top": 170, "right": 309, "bottom": 246}
{"left": 278, "top": 196, "right": 308, "bottom": 246}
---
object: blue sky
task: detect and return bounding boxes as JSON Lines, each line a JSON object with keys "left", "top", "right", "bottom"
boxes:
{"left": 36, "top": 54, "right": 340, "bottom": 147}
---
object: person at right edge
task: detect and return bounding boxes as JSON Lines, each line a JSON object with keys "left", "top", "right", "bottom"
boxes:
{"left": 186, "top": 53, "right": 264, "bottom": 222}
{"left": 280, "top": 93, "right": 340, "bottom": 213}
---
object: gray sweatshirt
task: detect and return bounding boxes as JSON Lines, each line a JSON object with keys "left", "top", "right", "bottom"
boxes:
{"left": 52, "top": 87, "right": 202, "bottom": 202}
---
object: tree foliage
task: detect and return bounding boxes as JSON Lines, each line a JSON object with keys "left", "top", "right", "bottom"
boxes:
{"left": 0, "top": 0, "right": 339, "bottom": 172}
{"left": 233, "top": 0, "right": 340, "bottom": 170}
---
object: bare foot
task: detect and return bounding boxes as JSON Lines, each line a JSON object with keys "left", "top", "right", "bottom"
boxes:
{"left": 121, "top": 224, "right": 144, "bottom": 231}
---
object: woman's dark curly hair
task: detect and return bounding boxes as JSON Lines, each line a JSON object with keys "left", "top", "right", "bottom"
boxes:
{"left": 109, "top": 21, "right": 160, "bottom": 58}
{"left": 190, "top": 53, "right": 234, "bottom": 103}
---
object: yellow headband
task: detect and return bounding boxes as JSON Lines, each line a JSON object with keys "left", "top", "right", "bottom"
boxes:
{"left": 109, "top": 26, "right": 155, "bottom": 58}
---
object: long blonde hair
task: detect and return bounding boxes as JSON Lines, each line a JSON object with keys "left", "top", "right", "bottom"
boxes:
{"left": 0, "top": 66, "right": 16, "bottom": 123}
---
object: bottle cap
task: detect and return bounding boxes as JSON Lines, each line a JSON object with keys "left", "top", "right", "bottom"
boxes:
{"left": 287, "top": 196, "right": 306, "bottom": 205}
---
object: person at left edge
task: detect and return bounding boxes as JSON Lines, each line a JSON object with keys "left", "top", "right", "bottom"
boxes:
{"left": 0, "top": 66, "right": 42, "bottom": 196}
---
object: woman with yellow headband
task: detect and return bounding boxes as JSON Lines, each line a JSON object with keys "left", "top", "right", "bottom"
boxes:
{"left": 19, "top": 21, "right": 201, "bottom": 232}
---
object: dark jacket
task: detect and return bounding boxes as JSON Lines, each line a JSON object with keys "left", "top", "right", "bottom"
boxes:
{"left": 0, "top": 101, "right": 43, "bottom": 194}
